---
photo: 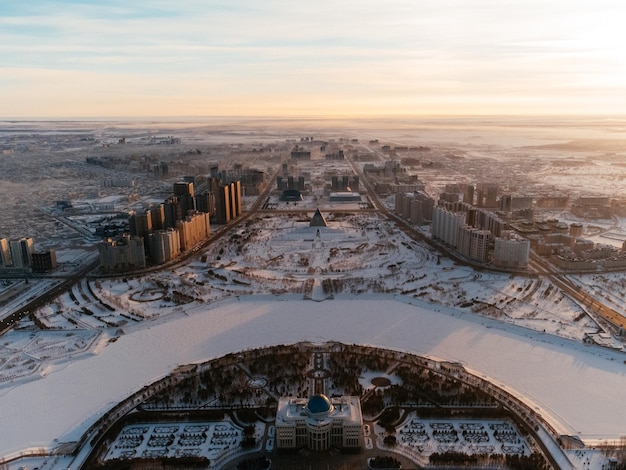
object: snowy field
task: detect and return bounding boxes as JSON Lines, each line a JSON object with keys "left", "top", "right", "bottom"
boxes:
{"left": 3, "top": 211, "right": 626, "bottom": 466}
{"left": 388, "top": 415, "right": 529, "bottom": 458}
{"left": 4, "top": 212, "right": 612, "bottom": 390}
{"left": 103, "top": 420, "right": 259, "bottom": 465}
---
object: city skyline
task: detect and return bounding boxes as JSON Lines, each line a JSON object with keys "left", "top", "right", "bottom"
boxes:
{"left": 3, "top": 0, "right": 626, "bottom": 118}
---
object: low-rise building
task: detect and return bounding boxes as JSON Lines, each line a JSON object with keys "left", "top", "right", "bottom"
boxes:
{"left": 276, "top": 394, "right": 362, "bottom": 451}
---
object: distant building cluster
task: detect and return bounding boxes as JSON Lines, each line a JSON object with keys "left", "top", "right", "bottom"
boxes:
{"left": 427, "top": 179, "right": 626, "bottom": 270}
{"left": 571, "top": 196, "right": 611, "bottom": 219}
{"left": 391, "top": 179, "right": 608, "bottom": 269}
{"left": 331, "top": 175, "right": 359, "bottom": 192}
{"left": 98, "top": 179, "right": 242, "bottom": 272}
{"left": 0, "top": 237, "right": 57, "bottom": 273}
{"left": 276, "top": 161, "right": 362, "bottom": 202}
{"left": 324, "top": 149, "right": 345, "bottom": 160}
{"left": 277, "top": 175, "right": 305, "bottom": 192}
{"left": 212, "top": 167, "right": 267, "bottom": 197}
{"left": 290, "top": 145, "right": 311, "bottom": 161}
{"left": 430, "top": 200, "right": 529, "bottom": 266}
{"left": 86, "top": 151, "right": 267, "bottom": 197}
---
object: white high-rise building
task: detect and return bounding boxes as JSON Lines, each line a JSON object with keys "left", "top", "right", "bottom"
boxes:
{"left": 494, "top": 232, "right": 530, "bottom": 268}
{"left": 457, "top": 226, "right": 490, "bottom": 263}
{"left": 432, "top": 207, "right": 466, "bottom": 247}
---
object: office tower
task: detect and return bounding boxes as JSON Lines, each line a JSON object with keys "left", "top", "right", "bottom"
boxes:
{"left": 9, "top": 238, "right": 34, "bottom": 269}
{"left": 0, "top": 238, "right": 11, "bottom": 267}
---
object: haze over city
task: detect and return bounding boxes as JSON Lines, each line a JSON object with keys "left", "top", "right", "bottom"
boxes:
{"left": 3, "top": 0, "right": 626, "bottom": 117}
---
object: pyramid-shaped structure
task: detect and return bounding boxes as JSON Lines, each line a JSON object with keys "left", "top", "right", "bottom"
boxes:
{"left": 309, "top": 208, "right": 328, "bottom": 227}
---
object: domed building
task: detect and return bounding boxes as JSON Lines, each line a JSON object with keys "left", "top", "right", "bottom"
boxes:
{"left": 276, "top": 394, "right": 363, "bottom": 451}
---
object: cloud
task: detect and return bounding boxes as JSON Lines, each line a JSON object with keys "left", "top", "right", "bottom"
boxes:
{"left": 2, "top": 0, "right": 626, "bottom": 116}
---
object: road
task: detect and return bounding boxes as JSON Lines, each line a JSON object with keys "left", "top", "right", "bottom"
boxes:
{"left": 0, "top": 256, "right": 100, "bottom": 335}
{"left": 529, "top": 253, "right": 626, "bottom": 331}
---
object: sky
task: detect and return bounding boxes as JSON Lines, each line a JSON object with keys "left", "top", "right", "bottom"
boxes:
{"left": 2, "top": 0, "right": 626, "bottom": 118}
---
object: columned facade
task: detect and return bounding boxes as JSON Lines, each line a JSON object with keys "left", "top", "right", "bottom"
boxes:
{"left": 276, "top": 394, "right": 362, "bottom": 451}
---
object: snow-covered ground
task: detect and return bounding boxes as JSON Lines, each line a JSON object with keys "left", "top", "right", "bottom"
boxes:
{"left": 387, "top": 414, "right": 530, "bottom": 460}
{"left": 103, "top": 420, "right": 257, "bottom": 465}
{"left": 3, "top": 211, "right": 626, "bottom": 467}
{"left": 1, "top": 296, "right": 626, "bottom": 464}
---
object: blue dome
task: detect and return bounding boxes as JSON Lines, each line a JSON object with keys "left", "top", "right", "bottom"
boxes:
{"left": 306, "top": 394, "right": 333, "bottom": 415}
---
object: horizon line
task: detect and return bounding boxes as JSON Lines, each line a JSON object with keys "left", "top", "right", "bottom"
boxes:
{"left": 3, "top": 113, "right": 626, "bottom": 122}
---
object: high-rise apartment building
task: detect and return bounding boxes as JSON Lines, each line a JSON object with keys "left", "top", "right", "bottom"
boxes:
{"left": 195, "top": 191, "right": 215, "bottom": 216}
{"left": 129, "top": 210, "right": 153, "bottom": 238}
{"left": 396, "top": 192, "right": 434, "bottom": 224}
{"left": 214, "top": 184, "right": 232, "bottom": 225}
{"left": 476, "top": 209, "right": 505, "bottom": 238}
{"left": 173, "top": 181, "right": 194, "bottom": 198}
{"left": 476, "top": 183, "right": 499, "bottom": 208}
{"left": 494, "top": 233, "right": 530, "bottom": 268}
{"left": 173, "top": 181, "right": 195, "bottom": 215}
{"left": 457, "top": 226, "right": 490, "bottom": 263}
{"left": 149, "top": 204, "right": 166, "bottom": 231}
{"left": 176, "top": 212, "right": 210, "bottom": 251}
{"left": 163, "top": 196, "right": 183, "bottom": 229}
{"left": 148, "top": 229, "right": 181, "bottom": 264}
{"left": 98, "top": 235, "right": 146, "bottom": 272}
{"left": 432, "top": 207, "right": 466, "bottom": 247}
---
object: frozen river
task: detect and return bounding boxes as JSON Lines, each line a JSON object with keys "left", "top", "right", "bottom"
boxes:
{"left": 1, "top": 295, "right": 625, "bottom": 459}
